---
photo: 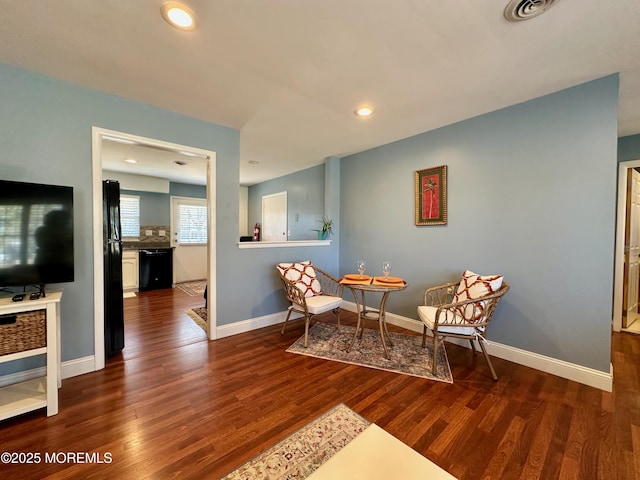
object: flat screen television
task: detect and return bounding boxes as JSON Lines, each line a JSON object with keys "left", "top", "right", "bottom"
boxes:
{"left": 0, "top": 180, "right": 74, "bottom": 295}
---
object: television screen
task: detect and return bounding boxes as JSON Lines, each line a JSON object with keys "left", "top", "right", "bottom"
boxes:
{"left": 0, "top": 180, "right": 74, "bottom": 289}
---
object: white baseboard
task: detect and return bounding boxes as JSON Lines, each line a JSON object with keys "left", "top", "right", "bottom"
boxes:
{"left": 0, "top": 355, "right": 96, "bottom": 388}
{"left": 341, "top": 300, "right": 613, "bottom": 392}
{"left": 1, "top": 311, "right": 295, "bottom": 386}
{"left": 477, "top": 339, "right": 613, "bottom": 392}
{"left": 61, "top": 355, "right": 96, "bottom": 379}
{"left": 5, "top": 305, "right": 612, "bottom": 393}
{"left": 215, "top": 310, "right": 290, "bottom": 339}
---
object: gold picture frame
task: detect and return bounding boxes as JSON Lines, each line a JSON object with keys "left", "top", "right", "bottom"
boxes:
{"left": 415, "top": 165, "right": 447, "bottom": 225}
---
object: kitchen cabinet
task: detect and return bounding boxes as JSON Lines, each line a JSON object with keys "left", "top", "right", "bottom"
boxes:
{"left": 122, "top": 250, "right": 139, "bottom": 291}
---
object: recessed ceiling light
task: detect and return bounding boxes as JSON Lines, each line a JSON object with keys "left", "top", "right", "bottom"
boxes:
{"left": 355, "top": 105, "right": 374, "bottom": 117}
{"left": 161, "top": 2, "right": 198, "bottom": 31}
{"left": 124, "top": 158, "right": 138, "bottom": 164}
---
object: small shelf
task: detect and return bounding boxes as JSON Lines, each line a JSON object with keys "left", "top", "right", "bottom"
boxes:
{"left": 0, "top": 347, "right": 46, "bottom": 364}
{"left": 0, "top": 377, "right": 47, "bottom": 421}
{"left": 0, "top": 291, "right": 62, "bottom": 419}
{"left": 237, "top": 239, "right": 331, "bottom": 249}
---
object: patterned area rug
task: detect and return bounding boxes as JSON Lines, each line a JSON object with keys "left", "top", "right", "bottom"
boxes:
{"left": 185, "top": 307, "right": 207, "bottom": 332}
{"left": 287, "top": 322, "right": 453, "bottom": 383}
{"left": 220, "top": 404, "right": 370, "bottom": 479}
{"left": 176, "top": 279, "right": 207, "bottom": 297}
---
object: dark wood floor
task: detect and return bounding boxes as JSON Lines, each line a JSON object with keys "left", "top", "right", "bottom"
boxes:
{"left": 1, "top": 287, "right": 639, "bottom": 479}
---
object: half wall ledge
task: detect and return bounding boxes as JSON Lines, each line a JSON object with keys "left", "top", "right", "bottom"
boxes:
{"left": 237, "top": 240, "right": 331, "bottom": 249}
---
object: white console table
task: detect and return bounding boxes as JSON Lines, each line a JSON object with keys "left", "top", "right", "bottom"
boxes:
{"left": 0, "top": 291, "right": 62, "bottom": 420}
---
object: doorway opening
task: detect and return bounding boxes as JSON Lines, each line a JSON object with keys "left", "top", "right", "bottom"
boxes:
{"left": 613, "top": 159, "right": 640, "bottom": 334}
{"left": 91, "top": 127, "right": 217, "bottom": 371}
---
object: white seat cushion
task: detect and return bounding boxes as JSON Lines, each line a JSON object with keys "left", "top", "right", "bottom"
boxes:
{"left": 305, "top": 295, "right": 342, "bottom": 315}
{"left": 417, "top": 305, "right": 483, "bottom": 337}
{"left": 418, "top": 305, "right": 461, "bottom": 329}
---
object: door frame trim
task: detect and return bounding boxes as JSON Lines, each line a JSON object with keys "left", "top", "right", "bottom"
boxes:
{"left": 92, "top": 127, "right": 217, "bottom": 371}
{"left": 613, "top": 159, "right": 640, "bottom": 332}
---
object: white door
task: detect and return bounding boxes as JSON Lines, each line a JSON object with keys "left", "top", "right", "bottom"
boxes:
{"left": 262, "top": 191, "right": 287, "bottom": 241}
{"left": 171, "top": 196, "right": 208, "bottom": 283}
{"left": 625, "top": 169, "right": 640, "bottom": 328}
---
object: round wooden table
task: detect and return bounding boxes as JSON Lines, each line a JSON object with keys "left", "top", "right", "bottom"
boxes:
{"left": 342, "top": 278, "right": 408, "bottom": 359}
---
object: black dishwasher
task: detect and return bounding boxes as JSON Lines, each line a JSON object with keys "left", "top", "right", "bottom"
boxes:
{"left": 138, "top": 248, "right": 173, "bottom": 291}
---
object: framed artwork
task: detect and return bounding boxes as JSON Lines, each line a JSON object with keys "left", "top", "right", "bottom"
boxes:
{"left": 415, "top": 165, "right": 447, "bottom": 225}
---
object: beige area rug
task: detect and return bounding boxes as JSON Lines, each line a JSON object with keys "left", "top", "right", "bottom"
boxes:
{"left": 220, "top": 404, "right": 370, "bottom": 480}
{"left": 287, "top": 322, "right": 453, "bottom": 383}
{"left": 185, "top": 307, "right": 207, "bottom": 332}
{"left": 176, "top": 279, "right": 207, "bottom": 297}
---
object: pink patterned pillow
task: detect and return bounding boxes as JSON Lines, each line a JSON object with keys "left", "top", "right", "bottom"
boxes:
{"left": 454, "top": 270, "right": 503, "bottom": 322}
{"left": 277, "top": 261, "right": 323, "bottom": 297}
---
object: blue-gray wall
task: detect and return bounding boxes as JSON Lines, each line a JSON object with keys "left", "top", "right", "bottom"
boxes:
{"left": 0, "top": 65, "right": 336, "bottom": 377}
{"left": 122, "top": 182, "right": 206, "bottom": 225}
{"left": 221, "top": 245, "right": 337, "bottom": 323}
{"left": 0, "top": 65, "right": 239, "bottom": 374}
{"left": 0, "top": 64, "right": 621, "bottom": 378}
{"left": 238, "top": 162, "right": 337, "bottom": 320}
{"left": 248, "top": 164, "right": 325, "bottom": 240}
{"left": 339, "top": 76, "right": 619, "bottom": 372}
{"left": 121, "top": 189, "right": 169, "bottom": 225}
{"left": 619, "top": 134, "right": 640, "bottom": 161}
{"left": 170, "top": 182, "right": 206, "bottom": 199}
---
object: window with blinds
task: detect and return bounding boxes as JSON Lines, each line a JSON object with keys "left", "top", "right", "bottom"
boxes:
{"left": 120, "top": 195, "right": 140, "bottom": 238}
{"left": 177, "top": 203, "right": 207, "bottom": 244}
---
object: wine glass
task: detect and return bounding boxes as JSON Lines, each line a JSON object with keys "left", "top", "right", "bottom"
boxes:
{"left": 382, "top": 261, "right": 391, "bottom": 277}
{"left": 357, "top": 260, "right": 366, "bottom": 278}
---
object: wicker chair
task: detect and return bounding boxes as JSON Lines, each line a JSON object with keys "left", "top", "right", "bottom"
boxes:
{"left": 418, "top": 280, "right": 510, "bottom": 380}
{"left": 276, "top": 262, "right": 343, "bottom": 347}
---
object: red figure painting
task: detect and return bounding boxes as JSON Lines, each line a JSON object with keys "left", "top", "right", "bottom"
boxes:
{"left": 422, "top": 175, "right": 440, "bottom": 219}
{"left": 415, "top": 165, "right": 447, "bottom": 225}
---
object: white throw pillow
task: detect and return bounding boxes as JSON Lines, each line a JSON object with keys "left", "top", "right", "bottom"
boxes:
{"left": 453, "top": 270, "right": 503, "bottom": 322}
{"left": 277, "top": 261, "right": 323, "bottom": 297}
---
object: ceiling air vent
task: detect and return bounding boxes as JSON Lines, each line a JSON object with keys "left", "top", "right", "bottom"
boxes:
{"left": 504, "top": 0, "right": 559, "bottom": 21}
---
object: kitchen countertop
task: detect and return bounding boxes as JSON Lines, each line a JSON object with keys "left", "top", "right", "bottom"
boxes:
{"left": 123, "top": 242, "right": 172, "bottom": 250}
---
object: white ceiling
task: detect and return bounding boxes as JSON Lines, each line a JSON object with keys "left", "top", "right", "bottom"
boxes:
{"left": 101, "top": 139, "right": 208, "bottom": 186}
{"left": 2, "top": 0, "right": 640, "bottom": 186}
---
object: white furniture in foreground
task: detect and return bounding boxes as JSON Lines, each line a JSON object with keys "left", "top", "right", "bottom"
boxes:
{"left": 307, "top": 424, "right": 457, "bottom": 480}
{"left": 0, "top": 291, "right": 62, "bottom": 421}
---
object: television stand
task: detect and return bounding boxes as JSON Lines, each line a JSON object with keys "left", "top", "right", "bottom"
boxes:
{"left": 0, "top": 290, "right": 62, "bottom": 420}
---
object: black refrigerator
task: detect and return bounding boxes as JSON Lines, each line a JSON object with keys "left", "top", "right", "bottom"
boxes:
{"left": 103, "top": 180, "right": 125, "bottom": 358}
